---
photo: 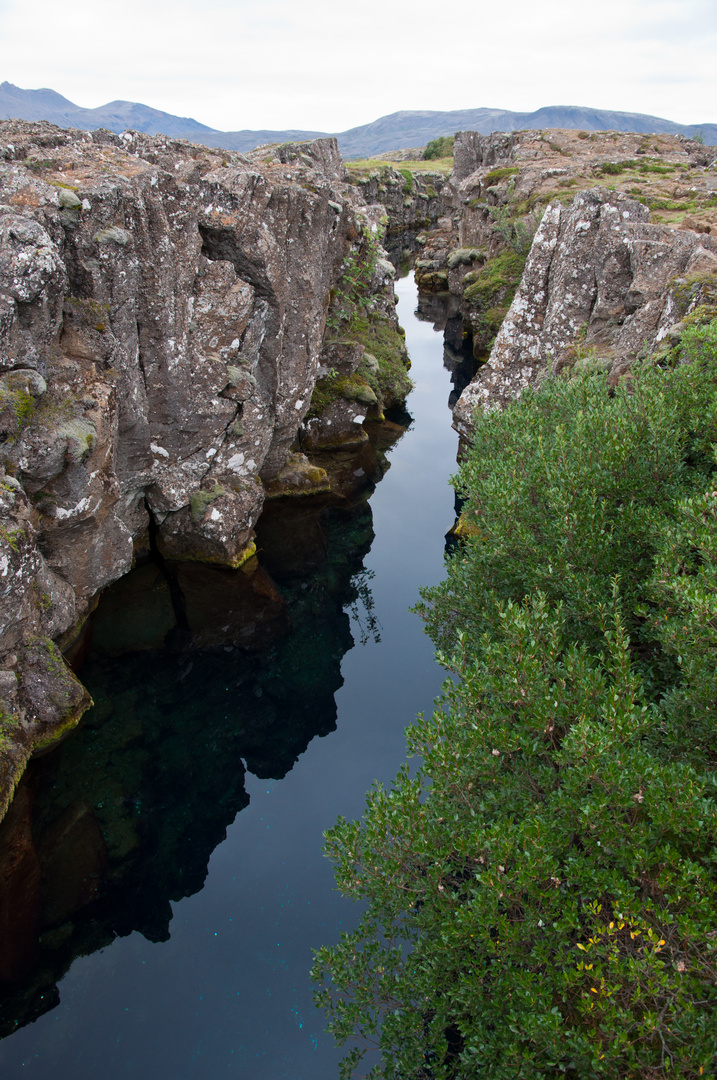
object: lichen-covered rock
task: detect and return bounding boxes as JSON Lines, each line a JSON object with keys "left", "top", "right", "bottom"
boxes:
{"left": 0, "top": 120, "right": 402, "bottom": 816}
{"left": 263, "top": 452, "right": 330, "bottom": 498}
{"left": 348, "top": 166, "right": 449, "bottom": 238}
{"left": 454, "top": 188, "right": 717, "bottom": 436}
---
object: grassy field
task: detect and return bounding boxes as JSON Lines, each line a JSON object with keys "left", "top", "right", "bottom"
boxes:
{"left": 344, "top": 156, "right": 453, "bottom": 177}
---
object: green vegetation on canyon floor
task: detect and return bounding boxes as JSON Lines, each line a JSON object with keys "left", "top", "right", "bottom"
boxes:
{"left": 313, "top": 318, "right": 717, "bottom": 1078}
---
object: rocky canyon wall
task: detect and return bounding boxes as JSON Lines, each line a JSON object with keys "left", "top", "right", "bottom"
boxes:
{"left": 407, "top": 128, "right": 717, "bottom": 437}
{"left": 0, "top": 122, "right": 399, "bottom": 816}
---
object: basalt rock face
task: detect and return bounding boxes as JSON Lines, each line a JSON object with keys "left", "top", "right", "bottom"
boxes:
{"left": 407, "top": 129, "right": 717, "bottom": 438}
{"left": 0, "top": 121, "right": 391, "bottom": 816}
{"left": 453, "top": 188, "right": 717, "bottom": 435}
{"left": 350, "top": 167, "right": 449, "bottom": 241}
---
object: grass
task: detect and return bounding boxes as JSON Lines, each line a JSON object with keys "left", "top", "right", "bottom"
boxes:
{"left": 345, "top": 157, "right": 453, "bottom": 178}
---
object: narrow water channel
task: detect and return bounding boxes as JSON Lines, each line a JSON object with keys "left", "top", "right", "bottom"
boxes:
{"left": 0, "top": 275, "right": 459, "bottom": 1079}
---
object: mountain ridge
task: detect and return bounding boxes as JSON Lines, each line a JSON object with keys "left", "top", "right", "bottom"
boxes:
{"left": 1, "top": 81, "right": 715, "bottom": 156}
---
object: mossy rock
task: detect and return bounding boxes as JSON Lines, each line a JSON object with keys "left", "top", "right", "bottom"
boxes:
{"left": 447, "top": 248, "right": 486, "bottom": 271}
{"left": 317, "top": 312, "right": 412, "bottom": 415}
{"left": 57, "top": 188, "right": 82, "bottom": 209}
{"left": 189, "top": 484, "right": 226, "bottom": 523}
{"left": 415, "top": 270, "right": 449, "bottom": 293}
{"left": 93, "top": 226, "right": 132, "bottom": 247}
{"left": 483, "top": 166, "right": 520, "bottom": 185}
{"left": 263, "top": 453, "right": 331, "bottom": 498}
{"left": 670, "top": 271, "right": 717, "bottom": 318}
{"left": 464, "top": 251, "right": 527, "bottom": 307}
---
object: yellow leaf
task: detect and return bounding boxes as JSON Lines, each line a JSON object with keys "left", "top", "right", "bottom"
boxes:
{"left": 577, "top": 943, "right": 587, "bottom": 951}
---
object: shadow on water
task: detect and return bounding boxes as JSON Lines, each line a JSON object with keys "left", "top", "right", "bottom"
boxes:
{"left": 0, "top": 428, "right": 407, "bottom": 1039}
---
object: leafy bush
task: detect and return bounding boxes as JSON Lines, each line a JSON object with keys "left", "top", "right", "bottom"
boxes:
{"left": 423, "top": 135, "right": 455, "bottom": 161}
{"left": 313, "top": 323, "right": 717, "bottom": 1078}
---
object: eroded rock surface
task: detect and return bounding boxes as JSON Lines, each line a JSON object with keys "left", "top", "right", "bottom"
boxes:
{"left": 0, "top": 121, "right": 400, "bottom": 812}
{"left": 453, "top": 188, "right": 717, "bottom": 435}
{"left": 402, "top": 128, "right": 717, "bottom": 438}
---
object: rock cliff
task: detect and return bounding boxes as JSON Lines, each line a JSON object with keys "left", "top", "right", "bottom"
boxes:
{"left": 453, "top": 187, "right": 717, "bottom": 433}
{"left": 0, "top": 121, "right": 400, "bottom": 817}
{"left": 407, "top": 128, "right": 717, "bottom": 437}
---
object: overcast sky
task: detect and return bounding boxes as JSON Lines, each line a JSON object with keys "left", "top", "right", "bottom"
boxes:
{"left": 1, "top": 0, "right": 715, "bottom": 132}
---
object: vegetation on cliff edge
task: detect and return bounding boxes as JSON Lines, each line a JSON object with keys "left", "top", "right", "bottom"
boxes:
{"left": 313, "top": 320, "right": 717, "bottom": 1078}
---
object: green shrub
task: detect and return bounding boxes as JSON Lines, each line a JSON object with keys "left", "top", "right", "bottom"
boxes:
{"left": 417, "top": 347, "right": 717, "bottom": 667}
{"left": 314, "top": 325, "right": 717, "bottom": 1078}
{"left": 314, "top": 598, "right": 717, "bottom": 1078}
{"left": 423, "top": 135, "right": 454, "bottom": 161}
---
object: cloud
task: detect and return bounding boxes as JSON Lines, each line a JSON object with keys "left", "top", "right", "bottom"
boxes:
{"left": 0, "top": 0, "right": 715, "bottom": 131}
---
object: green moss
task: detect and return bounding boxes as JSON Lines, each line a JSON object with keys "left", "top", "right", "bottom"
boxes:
{"left": 31, "top": 699, "right": 88, "bottom": 753}
{"left": 464, "top": 250, "right": 527, "bottom": 306}
{"left": 0, "top": 383, "right": 36, "bottom": 433}
{"left": 464, "top": 250, "right": 528, "bottom": 354}
{"left": 670, "top": 271, "right": 717, "bottom": 318}
{"left": 414, "top": 269, "right": 449, "bottom": 292}
{"left": 160, "top": 538, "right": 257, "bottom": 570}
{"left": 483, "top": 166, "right": 520, "bottom": 185}
{"left": 189, "top": 484, "right": 226, "bottom": 523}
{"left": 0, "top": 703, "right": 20, "bottom": 754}
{"left": 306, "top": 372, "right": 376, "bottom": 419}
{"left": 682, "top": 304, "right": 717, "bottom": 329}
{"left": 447, "top": 247, "right": 486, "bottom": 270}
{"left": 474, "top": 304, "right": 509, "bottom": 342}
{"left": 350, "top": 313, "right": 412, "bottom": 409}
{"left": 315, "top": 314, "right": 412, "bottom": 417}
{"left": 398, "top": 168, "right": 414, "bottom": 195}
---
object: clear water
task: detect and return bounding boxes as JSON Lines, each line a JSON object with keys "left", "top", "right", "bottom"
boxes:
{"left": 0, "top": 276, "right": 458, "bottom": 1079}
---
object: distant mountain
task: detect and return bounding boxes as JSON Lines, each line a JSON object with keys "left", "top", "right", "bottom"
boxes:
{"left": 331, "top": 106, "right": 717, "bottom": 156}
{"left": 1, "top": 82, "right": 715, "bottom": 156}
{"left": 0, "top": 81, "right": 213, "bottom": 138}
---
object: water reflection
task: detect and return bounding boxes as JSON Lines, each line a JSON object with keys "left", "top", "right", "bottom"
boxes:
{"left": 0, "top": 275, "right": 458, "bottom": 1080}
{"left": 0, "top": 453, "right": 401, "bottom": 1038}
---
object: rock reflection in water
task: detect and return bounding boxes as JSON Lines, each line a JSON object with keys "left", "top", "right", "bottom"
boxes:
{"left": 0, "top": 436, "right": 401, "bottom": 1039}
{"left": 415, "top": 290, "right": 479, "bottom": 410}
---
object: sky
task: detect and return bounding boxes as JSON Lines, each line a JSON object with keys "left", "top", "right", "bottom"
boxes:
{"left": 1, "top": 0, "right": 716, "bottom": 133}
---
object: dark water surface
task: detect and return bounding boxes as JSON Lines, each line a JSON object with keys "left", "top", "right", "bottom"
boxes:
{"left": 0, "top": 276, "right": 458, "bottom": 1079}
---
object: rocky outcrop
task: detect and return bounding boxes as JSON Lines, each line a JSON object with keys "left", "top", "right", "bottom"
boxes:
{"left": 348, "top": 165, "right": 449, "bottom": 240}
{"left": 404, "top": 128, "right": 717, "bottom": 438}
{"left": 0, "top": 121, "right": 403, "bottom": 814}
{"left": 453, "top": 188, "right": 717, "bottom": 436}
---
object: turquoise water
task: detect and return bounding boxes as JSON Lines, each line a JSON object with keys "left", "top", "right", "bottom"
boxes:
{"left": 0, "top": 276, "right": 459, "bottom": 1079}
